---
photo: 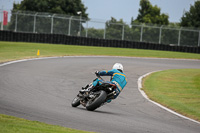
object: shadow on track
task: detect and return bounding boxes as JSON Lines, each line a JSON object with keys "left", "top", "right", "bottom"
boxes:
{"left": 75, "top": 106, "right": 121, "bottom": 116}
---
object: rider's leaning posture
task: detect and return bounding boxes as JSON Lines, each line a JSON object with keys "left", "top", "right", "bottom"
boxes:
{"left": 80, "top": 63, "right": 127, "bottom": 103}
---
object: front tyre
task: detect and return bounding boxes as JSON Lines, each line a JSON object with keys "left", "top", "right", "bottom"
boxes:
{"left": 86, "top": 90, "right": 107, "bottom": 111}
{"left": 71, "top": 96, "right": 80, "bottom": 107}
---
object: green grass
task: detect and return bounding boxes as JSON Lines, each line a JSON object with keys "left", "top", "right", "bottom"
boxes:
{"left": 0, "top": 114, "right": 94, "bottom": 133}
{"left": 0, "top": 41, "right": 200, "bottom": 63}
{"left": 143, "top": 69, "right": 200, "bottom": 121}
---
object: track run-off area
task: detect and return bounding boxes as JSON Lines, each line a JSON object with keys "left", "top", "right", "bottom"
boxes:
{"left": 0, "top": 56, "right": 200, "bottom": 133}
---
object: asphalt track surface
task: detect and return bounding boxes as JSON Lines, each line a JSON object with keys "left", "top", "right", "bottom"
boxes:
{"left": 0, "top": 56, "right": 200, "bottom": 133}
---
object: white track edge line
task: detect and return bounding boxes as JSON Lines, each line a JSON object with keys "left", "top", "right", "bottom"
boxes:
{"left": 138, "top": 71, "right": 200, "bottom": 125}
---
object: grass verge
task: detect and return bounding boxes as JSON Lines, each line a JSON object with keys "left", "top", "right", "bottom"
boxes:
{"left": 0, "top": 114, "right": 94, "bottom": 133}
{"left": 0, "top": 41, "right": 200, "bottom": 63}
{"left": 142, "top": 69, "right": 200, "bottom": 122}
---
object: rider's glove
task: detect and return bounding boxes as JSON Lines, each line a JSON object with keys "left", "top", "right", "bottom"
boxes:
{"left": 95, "top": 71, "right": 99, "bottom": 76}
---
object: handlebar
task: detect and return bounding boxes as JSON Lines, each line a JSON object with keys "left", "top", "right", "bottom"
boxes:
{"left": 96, "top": 74, "right": 104, "bottom": 81}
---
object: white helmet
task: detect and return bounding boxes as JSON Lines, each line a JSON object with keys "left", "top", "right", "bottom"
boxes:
{"left": 112, "top": 63, "right": 123, "bottom": 71}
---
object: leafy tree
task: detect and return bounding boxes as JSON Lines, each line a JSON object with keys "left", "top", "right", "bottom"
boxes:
{"left": 9, "top": 0, "right": 88, "bottom": 35}
{"left": 130, "top": 0, "right": 169, "bottom": 43}
{"left": 180, "top": 1, "right": 200, "bottom": 28}
{"left": 12, "top": 0, "right": 88, "bottom": 18}
{"left": 160, "top": 23, "right": 179, "bottom": 45}
{"left": 179, "top": 1, "right": 200, "bottom": 46}
{"left": 86, "top": 28, "right": 104, "bottom": 39}
{"left": 105, "top": 17, "right": 125, "bottom": 40}
{"left": 135, "top": 0, "right": 169, "bottom": 25}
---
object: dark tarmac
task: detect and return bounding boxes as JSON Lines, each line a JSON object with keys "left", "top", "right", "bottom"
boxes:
{"left": 0, "top": 56, "right": 199, "bottom": 133}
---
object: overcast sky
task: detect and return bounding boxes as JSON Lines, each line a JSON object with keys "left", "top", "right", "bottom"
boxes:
{"left": 0, "top": 0, "right": 196, "bottom": 23}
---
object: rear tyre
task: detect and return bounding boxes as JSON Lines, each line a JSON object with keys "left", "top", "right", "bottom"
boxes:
{"left": 71, "top": 96, "right": 80, "bottom": 107}
{"left": 86, "top": 90, "right": 107, "bottom": 111}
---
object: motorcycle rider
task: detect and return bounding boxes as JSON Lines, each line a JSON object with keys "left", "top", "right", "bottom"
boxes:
{"left": 80, "top": 63, "right": 127, "bottom": 103}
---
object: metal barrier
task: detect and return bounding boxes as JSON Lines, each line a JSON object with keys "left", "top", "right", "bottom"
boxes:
{"left": 0, "top": 10, "right": 200, "bottom": 47}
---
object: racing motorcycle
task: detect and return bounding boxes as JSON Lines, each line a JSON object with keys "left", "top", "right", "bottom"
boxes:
{"left": 71, "top": 75, "right": 117, "bottom": 111}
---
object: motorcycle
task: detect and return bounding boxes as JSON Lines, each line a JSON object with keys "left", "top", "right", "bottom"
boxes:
{"left": 71, "top": 75, "right": 117, "bottom": 111}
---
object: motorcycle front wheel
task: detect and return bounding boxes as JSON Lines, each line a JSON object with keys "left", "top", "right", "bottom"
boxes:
{"left": 71, "top": 96, "right": 80, "bottom": 107}
{"left": 86, "top": 90, "right": 107, "bottom": 111}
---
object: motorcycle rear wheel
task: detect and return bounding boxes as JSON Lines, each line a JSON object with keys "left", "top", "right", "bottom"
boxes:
{"left": 86, "top": 90, "right": 107, "bottom": 111}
